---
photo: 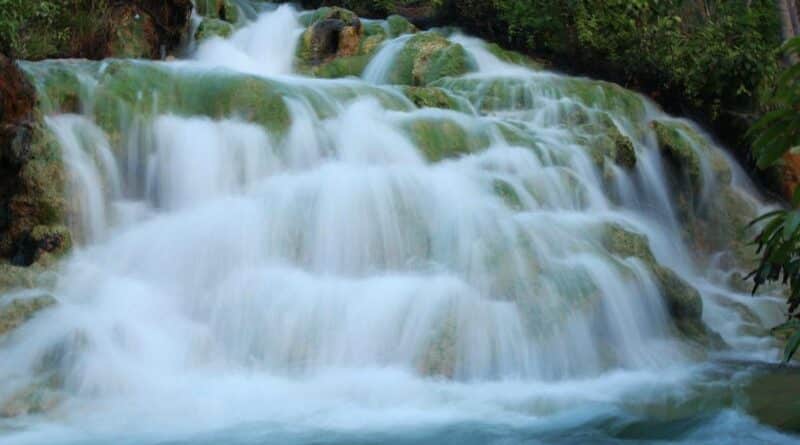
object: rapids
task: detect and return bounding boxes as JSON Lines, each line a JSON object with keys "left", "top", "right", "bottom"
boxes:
{"left": 0, "top": 2, "right": 798, "bottom": 444}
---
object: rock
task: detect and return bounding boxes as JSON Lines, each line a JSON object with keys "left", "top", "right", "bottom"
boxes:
{"left": 0, "top": 294, "right": 56, "bottom": 337}
{"left": 485, "top": 42, "right": 544, "bottom": 70}
{"left": 405, "top": 117, "right": 487, "bottom": 162}
{"left": 107, "top": 4, "right": 161, "bottom": 59}
{"left": 652, "top": 120, "right": 703, "bottom": 193}
{"left": 195, "top": 18, "right": 236, "bottom": 42}
{"left": 196, "top": 0, "right": 239, "bottom": 23}
{"left": 387, "top": 14, "right": 416, "bottom": 37}
{"left": 400, "top": 86, "right": 458, "bottom": 109}
{"left": 1, "top": 377, "right": 61, "bottom": 418}
{"left": 740, "top": 364, "right": 800, "bottom": 433}
{"left": 300, "top": 8, "right": 363, "bottom": 66}
{"left": 0, "top": 55, "right": 69, "bottom": 266}
{"left": 601, "top": 223, "right": 724, "bottom": 347}
{"left": 0, "top": 54, "right": 36, "bottom": 167}
{"left": 389, "top": 32, "right": 475, "bottom": 86}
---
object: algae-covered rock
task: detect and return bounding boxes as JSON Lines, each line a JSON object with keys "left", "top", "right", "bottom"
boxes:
{"left": 298, "top": 7, "right": 363, "bottom": 66}
{"left": 585, "top": 118, "right": 637, "bottom": 170}
{"left": 602, "top": 224, "right": 655, "bottom": 264}
{"left": 387, "top": 14, "right": 416, "bottom": 37}
{"left": 404, "top": 117, "right": 487, "bottom": 162}
{"left": 0, "top": 294, "right": 56, "bottom": 337}
{"left": 485, "top": 42, "right": 543, "bottom": 70}
{"left": 195, "top": 18, "right": 235, "bottom": 42}
{"left": 418, "top": 312, "right": 457, "bottom": 378}
{"left": 0, "top": 376, "right": 62, "bottom": 418}
{"left": 741, "top": 365, "right": 800, "bottom": 433}
{"left": 652, "top": 120, "right": 706, "bottom": 192}
{"left": 601, "top": 223, "right": 722, "bottom": 347}
{"left": 0, "top": 57, "right": 69, "bottom": 266}
{"left": 400, "top": 86, "right": 458, "bottom": 110}
{"left": 389, "top": 32, "right": 475, "bottom": 86}
{"left": 196, "top": 0, "right": 239, "bottom": 23}
{"left": 84, "top": 61, "right": 291, "bottom": 135}
{"left": 106, "top": 4, "right": 160, "bottom": 59}
{"left": 309, "top": 54, "right": 372, "bottom": 78}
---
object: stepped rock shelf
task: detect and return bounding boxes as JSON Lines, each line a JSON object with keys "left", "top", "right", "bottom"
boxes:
{"left": 0, "top": 2, "right": 798, "bottom": 444}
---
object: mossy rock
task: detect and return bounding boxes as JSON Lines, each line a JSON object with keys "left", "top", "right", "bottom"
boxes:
{"left": 0, "top": 375, "right": 62, "bottom": 417}
{"left": 306, "top": 54, "right": 372, "bottom": 78}
{"left": 585, "top": 118, "right": 637, "bottom": 170}
{"left": 0, "top": 293, "right": 56, "bottom": 337}
{"left": 389, "top": 32, "right": 475, "bottom": 86}
{"left": 106, "top": 5, "right": 160, "bottom": 59}
{"left": 600, "top": 223, "right": 722, "bottom": 346}
{"left": 601, "top": 224, "right": 656, "bottom": 264}
{"left": 741, "top": 366, "right": 800, "bottom": 433}
{"left": 195, "top": 18, "right": 235, "bottom": 43}
{"left": 400, "top": 86, "right": 458, "bottom": 109}
{"left": 196, "top": 0, "right": 240, "bottom": 24}
{"left": 296, "top": 7, "right": 365, "bottom": 69}
{"left": 359, "top": 34, "right": 386, "bottom": 56}
{"left": 78, "top": 61, "right": 291, "bottom": 136}
{"left": 652, "top": 120, "right": 703, "bottom": 192}
{"left": 404, "top": 117, "right": 486, "bottom": 162}
{"left": 492, "top": 179, "right": 523, "bottom": 210}
{"left": 485, "top": 42, "right": 543, "bottom": 70}
{"left": 299, "top": 6, "right": 360, "bottom": 28}
{"left": 418, "top": 312, "right": 457, "bottom": 378}
{"left": 362, "top": 21, "right": 387, "bottom": 38}
{"left": 387, "top": 14, "right": 416, "bottom": 37}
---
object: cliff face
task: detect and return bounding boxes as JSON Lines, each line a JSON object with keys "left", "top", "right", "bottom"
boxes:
{"left": 0, "top": 55, "right": 69, "bottom": 267}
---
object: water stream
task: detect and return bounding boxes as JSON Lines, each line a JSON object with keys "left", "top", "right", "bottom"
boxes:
{"left": 0, "top": 3, "right": 797, "bottom": 444}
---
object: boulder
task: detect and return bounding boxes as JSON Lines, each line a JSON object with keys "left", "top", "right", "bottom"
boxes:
{"left": 389, "top": 32, "right": 475, "bottom": 86}
{"left": 196, "top": 0, "right": 240, "bottom": 23}
{"left": 195, "top": 18, "right": 236, "bottom": 43}
{"left": 300, "top": 8, "right": 364, "bottom": 66}
{"left": 0, "top": 294, "right": 56, "bottom": 337}
{"left": 601, "top": 223, "right": 724, "bottom": 347}
{"left": 0, "top": 56, "right": 69, "bottom": 266}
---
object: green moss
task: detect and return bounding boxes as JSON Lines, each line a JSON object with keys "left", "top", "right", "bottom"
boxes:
{"left": 652, "top": 120, "right": 703, "bottom": 192}
{"left": 0, "top": 293, "right": 56, "bottom": 337}
{"left": 386, "top": 14, "right": 416, "bottom": 37}
{"left": 78, "top": 61, "right": 291, "bottom": 136}
{"left": 308, "top": 54, "right": 372, "bottom": 78}
{"left": 400, "top": 86, "right": 458, "bottom": 109}
{"left": 195, "top": 18, "right": 235, "bottom": 42}
{"left": 600, "top": 223, "right": 722, "bottom": 346}
{"left": 404, "top": 116, "right": 490, "bottom": 162}
{"left": 485, "top": 42, "right": 543, "bottom": 70}
{"left": 196, "top": 0, "right": 240, "bottom": 24}
{"left": 418, "top": 311, "right": 457, "bottom": 378}
{"left": 106, "top": 7, "right": 156, "bottom": 59}
{"left": 492, "top": 179, "right": 523, "bottom": 210}
{"left": 359, "top": 34, "right": 386, "bottom": 56}
{"left": 389, "top": 32, "right": 475, "bottom": 86}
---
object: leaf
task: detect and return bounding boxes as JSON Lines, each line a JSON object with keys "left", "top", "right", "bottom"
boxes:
{"left": 783, "top": 328, "right": 800, "bottom": 363}
{"left": 784, "top": 210, "right": 800, "bottom": 239}
{"left": 747, "top": 209, "right": 785, "bottom": 229}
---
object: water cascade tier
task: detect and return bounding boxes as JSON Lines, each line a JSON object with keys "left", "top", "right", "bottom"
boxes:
{"left": 0, "top": 3, "right": 797, "bottom": 444}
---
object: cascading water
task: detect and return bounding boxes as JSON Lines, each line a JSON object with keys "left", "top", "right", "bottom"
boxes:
{"left": 0, "top": 3, "right": 797, "bottom": 444}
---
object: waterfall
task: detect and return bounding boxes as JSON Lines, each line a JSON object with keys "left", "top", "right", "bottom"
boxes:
{"left": 0, "top": 4, "right": 795, "bottom": 444}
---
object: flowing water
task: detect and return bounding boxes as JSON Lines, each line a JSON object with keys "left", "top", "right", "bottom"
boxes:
{"left": 0, "top": 3, "right": 798, "bottom": 444}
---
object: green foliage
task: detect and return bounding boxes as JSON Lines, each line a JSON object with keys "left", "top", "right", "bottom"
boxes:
{"left": 0, "top": 0, "right": 109, "bottom": 59}
{"left": 448, "top": 0, "right": 780, "bottom": 121}
{"left": 749, "top": 37, "right": 800, "bottom": 362}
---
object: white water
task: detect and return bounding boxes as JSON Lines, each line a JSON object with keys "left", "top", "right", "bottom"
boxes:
{"left": 1, "top": 4, "right": 797, "bottom": 444}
